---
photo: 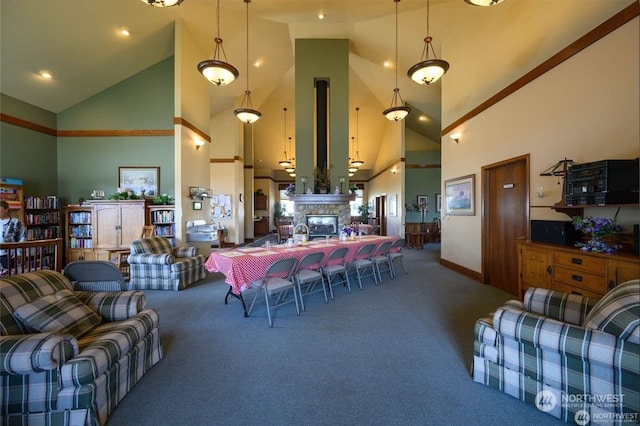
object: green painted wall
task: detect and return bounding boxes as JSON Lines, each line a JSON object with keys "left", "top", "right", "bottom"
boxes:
{"left": 0, "top": 94, "right": 58, "bottom": 195}
{"left": 57, "top": 58, "right": 175, "bottom": 205}
{"left": 405, "top": 150, "right": 441, "bottom": 223}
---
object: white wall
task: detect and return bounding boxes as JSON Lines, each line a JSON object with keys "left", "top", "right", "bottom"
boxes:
{"left": 440, "top": 17, "right": 640, "bottom": 273}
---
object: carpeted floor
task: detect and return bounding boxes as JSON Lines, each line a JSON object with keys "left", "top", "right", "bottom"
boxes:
{"left": 106, "top": 244, "right": 563, "bottom": 426}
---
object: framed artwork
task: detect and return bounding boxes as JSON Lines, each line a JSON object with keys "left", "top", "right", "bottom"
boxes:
{"left": 436, "top": 193, "right": 442, "bottom": 213}
{"left": 444, "top": 174, "right": 475, "bottom": 216}
{"left": 417, "top": 195, "right": 428, "bottom": 206}
{"left": 119, "top": 166, "right": 159, "bottom": 197}
{"left": 389, "top": 194, "right": 397, "bottom": 217}
{"left": 192, "top": 201, "right": 203, "bottom": 210}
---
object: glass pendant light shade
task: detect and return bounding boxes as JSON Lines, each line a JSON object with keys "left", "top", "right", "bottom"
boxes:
{"left": 408, "top": 57, "right": 449, "bottom": 85}
{"left": 348, "top": 165, "right": 359, "bottom": 173}
{"left": 140, "top": 0, "right": 183, "bottom": 6}
{"left": 464, "top": 0, "right": 504, "bottom": 6}
{"left": 234, "top": 0, "right": 261, "bottom": 123}
{"left": 351, "top": 107, "right": 364, "bottom": 167}
{"left": 284, "top": 166, "right": 296, "bottom": 173}
{"left": 384, "top": 105, "right": 411, "bottom": 121}
{"left": 198, "top": 1, "right": 238, "bottom": 86}
{"left": 279, "top": 108, "right": 291, "bottom": 167}
{"left": 383, "top": 0, "right": 410, "bottom": 122}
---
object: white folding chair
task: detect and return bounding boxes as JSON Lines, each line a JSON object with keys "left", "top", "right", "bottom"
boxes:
{"left": 247, "top": 257, "right": 299, "bottom": 327}
{"left": 294, "top": 252, "right": 327, "bottom": 311}
{"left": 323, "top": 247, "right": 351, "bottom": 299}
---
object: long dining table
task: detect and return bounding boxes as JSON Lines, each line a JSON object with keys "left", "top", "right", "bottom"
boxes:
{"left": 204, "top": 234, "right": 399, "bottom": 316}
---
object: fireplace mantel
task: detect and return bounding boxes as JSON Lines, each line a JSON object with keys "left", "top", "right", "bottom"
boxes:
{"left": 288, "top": 193, "right": 355, "bottom": 204}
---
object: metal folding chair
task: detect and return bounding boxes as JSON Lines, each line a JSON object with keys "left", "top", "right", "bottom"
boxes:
{"left": 388, "top": 238, "right": 408, "bottom": 276}
{"left": 294, "top": 252, "right": 327, "bottom": 311}
{"left": 323, "top": 247, "right": 351, "bottom": 299}
{"left": 371, "top": 240, "right": 394, "bottom": 282}
{"left": 247, "top": 257, "right": 299, "bottom": 327}
{"left": 348, "top": 243, "right": 378, "bottom": 290}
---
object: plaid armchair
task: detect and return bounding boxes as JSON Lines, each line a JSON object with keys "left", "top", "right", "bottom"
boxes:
{"left": 127, "top": 236, "right": 206, "bottom": 291}
{"left": 472, "top": 280, "right": 639, "bottom": 425}
{"left": 0, "top": 270, "right": 163, "bottom": 425}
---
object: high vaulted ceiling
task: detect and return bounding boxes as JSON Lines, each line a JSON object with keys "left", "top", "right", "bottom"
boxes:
{"left": 1, "top": 0, "right": 632, "bottom": 172}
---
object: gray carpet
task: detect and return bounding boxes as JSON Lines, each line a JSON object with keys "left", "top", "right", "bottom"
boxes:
{"left": 106, "top": 244, "right": 563, "bottom": 426}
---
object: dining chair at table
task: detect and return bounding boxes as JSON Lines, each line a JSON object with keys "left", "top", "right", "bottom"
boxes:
{"left": 388, "top": 238, "right": 408, "bottom": 276}
{"left": 247, "top": 257, "right": 300, "bottom": 328}
{"left": 371, "top": 240, "right": 394, "bottom": 282}
{"left": 322, "top": 247, "right": 352, "bottom": 300}
{"left": 294, "top": 251, "right": 327, "bottom": 312}
{"left": 348, "top": 243, "right": 378, "bottom": 290}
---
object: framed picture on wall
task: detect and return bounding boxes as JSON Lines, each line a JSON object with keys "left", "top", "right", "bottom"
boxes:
{"left": 445, "top": 174, "right": 475, "bottom": 216}
{"left": 192, "top": 201, "right": 202, "bottom": 210}
{"left": 119, "top": 166, "right": 159, "bottom": 197}
{"left": 436, "top": 193, "right": 442, "bottom": 213}
{"left": 417, "top": 195, "right": 428, "bottom": 207}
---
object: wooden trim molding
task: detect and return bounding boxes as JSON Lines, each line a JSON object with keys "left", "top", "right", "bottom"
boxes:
{"left": 405, "top": 164, "right": 441, "bottom": 169}
{"left": 210, "top": 156, "right": 243, "bottom": 164}
{"left": 57, "top": 129, "right": 173, "bottom": 137}
{"left": 442, "top": 2, "right": 640, "bottom": 136}
{"left": 439, "top": 258, "right": 483, "bottom": 283}
{"left": 173, "top": 117, "right": 210, "bottom": 142}
{"left": 0, "top": 113, "right": 57, "bottom": 136}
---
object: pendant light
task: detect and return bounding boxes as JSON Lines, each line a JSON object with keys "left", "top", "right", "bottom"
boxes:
{"left": 408, "top": 0, "right": 450, "bottom": 85}
{"left": 348, "top": 137, "right": 359, "bottom": 173}
{"left": 464, "top": 0, "right": 504, "bottom": 6}
{"left": 278, "top": 108, "right": 292, "bottom": 167}
{"left": 351, "top": 107, "right": 364, "bottom": 167}
{"left": 284, "top": 138, "right": 296, "bottom": 173}
{"left": 383, "top": 0, "right": 411, "bottom": 121}
{"left": 234, "top": 0, "right": 261, "bottom": 124}
{"left": 140, "top": 0, "right": 183, "bottom": 6}
{"left": 197, "top": 0, "right": 239, "bottom": 86}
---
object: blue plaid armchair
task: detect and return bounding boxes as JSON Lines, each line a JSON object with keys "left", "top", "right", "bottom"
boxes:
{"left": 127, "top": 236, "right": 206, "bottom": 291}
{"left": 472, "top": 280, "right": 639, "bottom": 424}
{"left": 0, "top": 270, "right": 163, "bottom": 425}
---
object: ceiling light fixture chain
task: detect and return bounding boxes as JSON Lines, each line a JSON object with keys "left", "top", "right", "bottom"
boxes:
{"left": 383, "top": 0, "right": 411, "bottom": 121}
{"left": 408, "top": 0, "right": 450, "bottom": 85}
{"left": 352, "top": 107, "right": 364, "bottom": 167}
{"left": 234, "top": 0, "right": 262, "bottom": 124}
{"left": 279, "top": 107, "right": 291, "bottom": 167}
{"left": 197, "top": 0, "right": 239, "bottom": 86}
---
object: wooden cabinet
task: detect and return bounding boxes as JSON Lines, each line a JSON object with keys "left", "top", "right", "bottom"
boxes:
{"left": 148, "top": 205, "right": 175, "bottom": 245}
{"left": 255, "top": 194, "right": 267, "bottom": 211}
{"left": 24, "top": 196, "right": 61, "bottom": 240}
{"left": 517, "top": 241, "right": 640, "bottom": 299}
{"left": 90, "top": 200, "right": 145, "bottom": 250}
{"left": 64, "top": 205, "right": 93, "bottom": 262}
{"left": 254, "top": 217, "right": 269, "bottom": 236}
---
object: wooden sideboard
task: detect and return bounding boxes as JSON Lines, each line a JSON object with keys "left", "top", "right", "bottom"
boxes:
{"left": 517, "top": 240, "right": 639, "bottom": 299}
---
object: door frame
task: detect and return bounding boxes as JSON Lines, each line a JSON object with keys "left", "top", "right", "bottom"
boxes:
{"left": 481, "top": 154, "right": 530, "bottom": 284}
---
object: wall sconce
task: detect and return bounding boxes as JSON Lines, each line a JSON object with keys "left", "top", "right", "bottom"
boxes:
{"left": 195, "top": 139, "right": 205, "bottom": 150}
{"left": 450, "top": 133, "right": 460, "bottom": 144}
{"left": 390, "top": 167, "right": 397, "bottom": 175}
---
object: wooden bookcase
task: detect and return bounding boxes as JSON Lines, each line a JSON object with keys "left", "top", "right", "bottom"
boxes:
{"left": 64, "top": 205, "right": 94, "bottom": 262}
{"left": 148, "top": 205, "right": 175, "bottom": 245}
{"left": 24, "top": 196, "right": 61, "bottom": 240}
{"left": 0, "top": 180, "right": 25, "bottom": 223}
{"left": 89, "top": 200, "right": 146, "bottom": 252}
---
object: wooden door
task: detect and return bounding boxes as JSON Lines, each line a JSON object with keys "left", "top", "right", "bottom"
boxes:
{"left": 482, "top": 155, "right": 529, "bottom": 295}
{"left": 374, "top": 195, "right": 387, "bottom": 236}
{"left": 93, "top": 203, "right": 120, "bottom": 248}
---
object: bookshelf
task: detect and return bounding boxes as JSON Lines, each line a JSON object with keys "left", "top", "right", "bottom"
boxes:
{"left": 148, "top": 205, "right": 175, "bottom": 245}
{"left": 0, "top": 178, "right": 25, "bottom": 223}
{"left": 64, "top": 205, "right": 94, "bottom": 262}
{"left": 24, "top": 196, "right": 61, "bottom": 240}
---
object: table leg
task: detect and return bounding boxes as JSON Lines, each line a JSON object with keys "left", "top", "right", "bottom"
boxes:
{"left": 224, "top": 286, "right": 248, "bottom": 317}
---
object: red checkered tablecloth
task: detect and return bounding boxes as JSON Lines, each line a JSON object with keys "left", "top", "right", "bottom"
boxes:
{"left": 205, "top": 235, "right": 398, "bottom": 295}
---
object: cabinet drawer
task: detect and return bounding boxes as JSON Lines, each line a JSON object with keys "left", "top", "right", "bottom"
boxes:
{"left": 552, "top": 281, "right": 604, "bottom": 299}
{"left": 553, "top": 266, "right": 607, "bottom": 295}
{"left": 554, "top": 251, "right": 606, "bottom": 275}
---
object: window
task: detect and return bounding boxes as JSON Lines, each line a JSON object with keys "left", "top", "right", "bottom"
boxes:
{"left": 278, "top": 184, "right": 295, "bottom": 217}
{"left": 349, "top": 184, "right": 364, "bottom": 216}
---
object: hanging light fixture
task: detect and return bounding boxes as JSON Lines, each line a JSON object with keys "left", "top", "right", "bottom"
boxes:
{"left": 383, "top": 0, "right": 411, "bottom": 121}
{"left": 408, "top": 0, "right": 450, "bottom": 85}
{"left": 197, "top": 0, "right": 239, "bottom": 86}
{"left": 278, "top": 108, "right": 292, "bottom": 167}
{"left": 348, "top": 136, "right": 358, "bottom": 172}
{"left": 464, "top": 0, "right": 505, "bottom": 6}
{"left": 284, "top": 138, "right": 296, "bottom": 173}
{"left": 351, "top": 107, "right": 365, "bottom": 167}
{"left": 140, "top": 0, "right": 183, "bottom": 6}
{"left": 234, "top": 0, "right": 261, "bottom": 124}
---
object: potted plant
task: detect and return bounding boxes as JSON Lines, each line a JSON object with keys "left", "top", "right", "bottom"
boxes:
{"left": 358, "top": 203, "right": 371, "bottom": 224}
{"left": 349, "top": 184, "right": 358, "bottom": 194}
{"left": 273, "top": 202, "right": 284, "bottom": 227}
{"left": 152, "top": 193, "right": 174, "bottom": 205}
{"left": 314, "top": 166, "right": 330, "bottom": 194}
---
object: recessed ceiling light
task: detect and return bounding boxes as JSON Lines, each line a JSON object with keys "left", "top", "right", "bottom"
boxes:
{"left": 39, "top": 70, "right": 53, "bottom": 79}
{"left": 318, "top": 13, "right": 325, "bottom": 20}
{"left": 119, "top": 27, "right": 131, "bottom": 37}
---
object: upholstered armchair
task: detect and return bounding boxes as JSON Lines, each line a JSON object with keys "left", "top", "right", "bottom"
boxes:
{"left": 0, "top": 270, "right": 163, "bottom": 425}
{"left": 472, "top": 280, "right": 639, "bottom": 424}
{"left": 127, "top": 236, "right": 206, "bottom": 291}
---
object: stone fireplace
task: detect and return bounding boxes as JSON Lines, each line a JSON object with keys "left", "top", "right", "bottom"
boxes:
{"left": 289, "top": 194, "right": 355, "bottom": 237}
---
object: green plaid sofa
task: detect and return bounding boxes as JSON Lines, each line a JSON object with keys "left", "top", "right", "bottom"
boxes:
{"left": 472, "top": 279, "right": 639, "bottom": 425}
{"left": 127, "top": 236, "right": 206, "bottom": 291}
{"left": 1, "top": 270, "right": 163, "bottom": 425}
